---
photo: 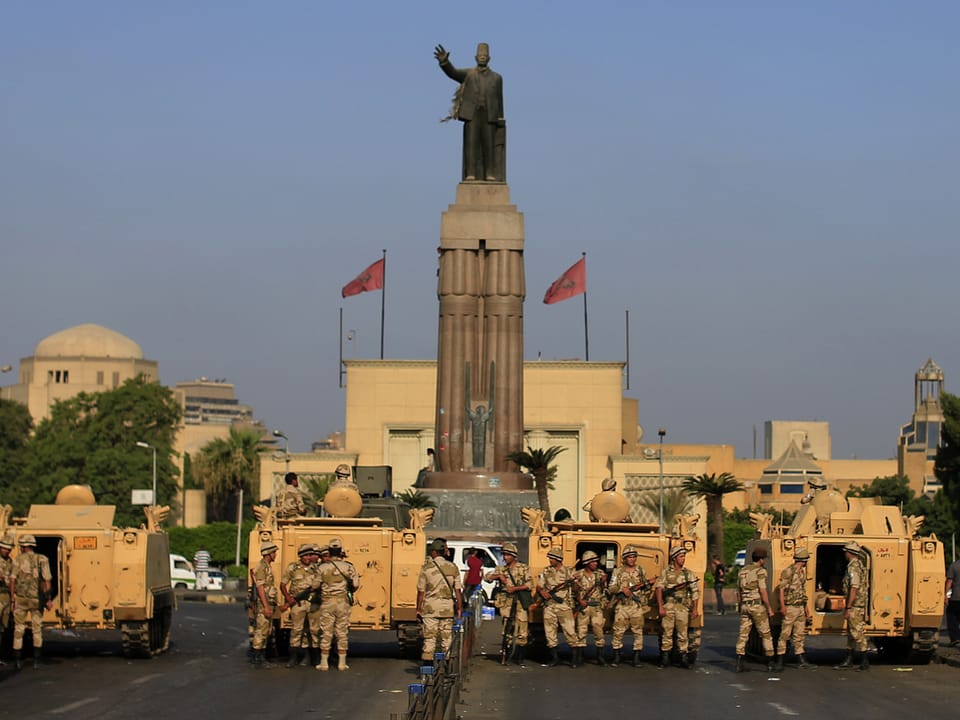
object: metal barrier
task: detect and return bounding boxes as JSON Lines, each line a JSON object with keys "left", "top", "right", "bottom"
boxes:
{"left": 394, "top": 593, "right": 482, "bottom": 720}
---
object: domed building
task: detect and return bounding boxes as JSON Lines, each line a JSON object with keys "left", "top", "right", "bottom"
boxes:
{"left": 0, "top": 323, "right": 159, "bottom": 423}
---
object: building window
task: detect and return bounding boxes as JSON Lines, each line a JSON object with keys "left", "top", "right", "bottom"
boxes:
{"left": 112, "top": 371, "right": 120, "bottom": 388}
{"left": 759, "top": 483, "right": 773, "bottom": 495}
{"left": 780, "top": 484, "right": 804, "bottom": 494}
{"left": 96, "top": 371, "right": 104, "bottom": 385}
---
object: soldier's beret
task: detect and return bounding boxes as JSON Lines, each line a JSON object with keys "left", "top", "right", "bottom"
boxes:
{"left": 501, "top": 542, "right": 519, "bottom": 557}
{"left": 546, "top": 548, "right": 564, "bottom": 563}
{"left": 669, "top": 546, "right": 687, "bottom": 560}
{"left": 793, "top": 548, "right": 810, "bottom": 561}
{"left": 260, "top": 542, "right": 278, "bottom": 556}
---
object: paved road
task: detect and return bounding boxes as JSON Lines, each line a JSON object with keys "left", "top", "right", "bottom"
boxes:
{"left": 2, "top": 605, "right": 958, "bottom": 719}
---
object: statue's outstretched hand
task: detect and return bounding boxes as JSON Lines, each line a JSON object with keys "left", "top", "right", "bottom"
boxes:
{"left": 434, "top": 44, "right": 449, "bottom": 64}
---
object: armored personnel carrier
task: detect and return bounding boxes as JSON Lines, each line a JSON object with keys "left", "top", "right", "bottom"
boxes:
{"left": 247, "top": 478, "right": 431, "bottom": 655}
{"left": 521, "top": 485, "right": 707, "bottom": 652}
{"left": 746, "top": 483, "right": 945, "bottom": 663}
{"left": 0, "top": 485, "right": 175, "bottom": 658}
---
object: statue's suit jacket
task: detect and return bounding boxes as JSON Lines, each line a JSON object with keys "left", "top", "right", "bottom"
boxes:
{"left": 440, "top": 61, "right": 503, "bottom": 122}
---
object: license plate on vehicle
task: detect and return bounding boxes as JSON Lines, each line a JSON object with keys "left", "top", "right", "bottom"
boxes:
{"left": 74, "top": 536, "right": 98, "bottom": 550}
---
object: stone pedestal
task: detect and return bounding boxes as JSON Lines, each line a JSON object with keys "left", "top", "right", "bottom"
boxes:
{"left": 433, "top": 182, "right": 527, "bottom": 482}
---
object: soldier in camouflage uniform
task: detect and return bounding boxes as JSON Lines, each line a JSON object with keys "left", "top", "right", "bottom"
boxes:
{"left": 775, "top": 548, "right": 814, "bottom": 670}
{"left": 656, "top": 547, "right": 699, "bottom": 669}
{"left": 0, "top": 538, "right": 14, "bottom": 666}
{"left": 280, "top": 543, "right": 321, "bottom": 667}
{"left": 417, "top": 539, "right": 463, "bottom": 666}
{"left": 735, "top": 547, "right": 775, "bottom": 672}
{"left": 485, "top": 542, "right": 532, "bottom": 665}
{"left": 836, "top": 541, "right": 870, "bottom": 671}
{"left": 315, "top": 542, "right": 361, "bottom": 671}
{"left": 275, "top": 471, "right": 306, "bottom": 519}
{"left": 250, "top": 541, "right": 279, "bottom": 668}
{"left": 537, "top": 548, "right": 577, "bottom": 667}
{"left": 573, "top": 550, "right": 608, "bottom": 665}
{"left": 9, "top": 535, "right": 53, "bottom": 670}
{"left": 607, "top": 545, "right": 651, "bottom": 667}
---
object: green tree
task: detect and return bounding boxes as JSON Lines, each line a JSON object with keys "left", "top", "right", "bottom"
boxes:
{"left": 847, "top": 474, "right": 916, "bottom": 508}
{"left": 848, "top": 473, "right": 956, "bottom": 541}
{"left": 0, "top": 398, "right": 34, "bottom": 511}
{"left": 682, "top": 472, "right": 744, "bottom": 567}
{"left": 20, "top": 377, "right": 181, "bottom": 526}
{"left": 638, "top": 487, "right": 693, "bottom": 528}
{"left": 936, "top": 391, "right": 960, "bottom": 526}
{"left": 506, "top": 445, "right": 567, "bottom": 517}
{"left": 195, "top": 427, "right": 263, "bottom": 522}
{"left": 395, "top": 489, "right": 437, "bottom": 509}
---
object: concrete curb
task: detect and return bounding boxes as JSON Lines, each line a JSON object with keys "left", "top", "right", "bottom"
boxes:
{"left": 177, "top": 590, "right": 247, "bottom": 604}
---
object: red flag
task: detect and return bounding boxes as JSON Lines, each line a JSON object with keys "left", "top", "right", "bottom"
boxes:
{"left": 543, "top": 257, "right": 586, "bottom": 305}
{"left": 341, "top": 258, "right": 384, "bottom": 298}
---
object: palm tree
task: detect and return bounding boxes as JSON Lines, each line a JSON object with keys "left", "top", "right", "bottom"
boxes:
{"left": 395, "top": 489, "right": 437, "bottom": 509}
{"left": 638, "top": 487, "right": 694, "bottom": 528}
{"left": 195, "top": 427, "right": 263, "bottom": 521}
{"left": 681, "top": 472, "right": 743, "bottom": 564}
{"left": 506, "top": 445, "right": 567, "bottom": 517}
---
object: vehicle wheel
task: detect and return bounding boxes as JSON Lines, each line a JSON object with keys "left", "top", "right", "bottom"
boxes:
{"left": 174, "top": 583, "right": 186, "bottom": 590}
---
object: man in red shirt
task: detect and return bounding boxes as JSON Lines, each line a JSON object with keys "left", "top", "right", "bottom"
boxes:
{"left": 463, "top": 548, "right": 484, "bottom": 601}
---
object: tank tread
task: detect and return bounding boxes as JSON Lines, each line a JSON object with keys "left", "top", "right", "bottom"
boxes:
{"left": 907, "top": 629, "right": 937, "bottom": 665}
{"left": 120, "top": 607, "right": 172, "bottom": 659}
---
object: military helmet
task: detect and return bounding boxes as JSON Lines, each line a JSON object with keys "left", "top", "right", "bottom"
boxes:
{"left": 18, "top": 534, "right": 37, "bottom": 547}
{"left": 501, "top": 542, "right": 519, "bottom": 557}
{"left": 546, "top": 548, "right": 564, "bottom": 563}
{"left": 429, "top": 538, "right": 447, "bottom": 554}
{"left": 843, "top": 541, "right": 863, "bottom": 556}
{"left": 621, "top": 545, "right": 638, "bottom": 558}
{"left": 298, "top": 543, "right": 316, "bottom": 557}
{"left": 669, "top": 546, "right": 687, "bottom": 560}
{"left": 601, "top": 478, "right": 617, "bottom": 491}
{"left": 329, "top": 537, "right": 343, "bottom": 550}
{"left": 316, "top": 544, "right": 331, "bottom": 555}
{"left": 0, "top": 538, "right": 14, "bottom": 551}
{"left": 334, "top": 463, "right": 352, "bottom": 478}
{"left": 793, "top": 548, "right": 810, "bottom": 561}
{"left": 580, "top": 550, "right": 600, "bottom": 565}
{"left": 260, "top": 541, "right": 278, "bottom": 556}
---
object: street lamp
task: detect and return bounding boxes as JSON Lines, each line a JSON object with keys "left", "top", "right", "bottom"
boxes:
{"left": 657, "top": 427, "right": 666, "bottom": 532}
{"left": 272, "top": 430, "right": 290, "bottom": 473}
{"left": 136, "top": 441, "right": 157, "bottom": 505}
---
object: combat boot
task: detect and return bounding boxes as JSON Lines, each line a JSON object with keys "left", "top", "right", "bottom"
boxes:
{"left": 571, "top": 647, "right": 582, "bottom": 668}
{"left": 317, "top": 654, "right": 330, "bottom": 671}
{"left": 857, "top": 652, "right": 869, "bottom": 672}
{"left": 797, "top": 654, "right": 815, "bottom": 669}
{"left": 658, "top": 652, "right": 669, "bottom": 669}
{"left": 596, "top": 649, "right": 608, "bottom": 666}
{"left": 338, "top": 655, "right": 349, "bottom": 671}
{"left": 679, "top": 652, "right": 690, "bottom": 669}
{"left": 250, "top": 649, "right": 263, "bottom": 668}
{"left": 766, "top": 656, "right": 775, "bottom": 673}
{"left": 307, "top": 649, "right": 318, "bottom": 667}
{"left": 32, "top": 647, "right": 41, "bottom": 669}
{"left": 609, "top": 650, "right": 620, "bottom": 667}
{"left": 286, "top": 649, "right": 300, "bottom": 668}
{"left": 834, "top": 651, "right": 854, "bottom": 669}
{"left": 773, "top": 654, "right": 784, "bottom": 672}
{"left": 14, "top": 650, "right": 22, "bottom": 670}
{"left": 735, "top": 654, "right": 745, "bottom": 673}
{"left": 687, "top": 651, "right": 698, "bottom": 668}
{"left": 548, "top": 647, "right": 560, "bottom": 667}
{"left": 633, "top": 650, "right": 643, "bottom": 667}
{"left": 514, "top": 645, "right": 526, "bottom": 666}
{"left": 260, "top": 652, "right": 276, "bottom": 669}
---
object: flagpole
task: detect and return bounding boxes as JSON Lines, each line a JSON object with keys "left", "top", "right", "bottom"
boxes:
{"left": 581, "top": 252, "right": 588, "bottom": 361}
{"left": 380, "top": 248, "right": 386, "bottom": 360}
{"left": 625, "top": 309, "right": 630, "bottom": 390}
{"left": 339, "top": 306, "right": 345, "bottom": 388}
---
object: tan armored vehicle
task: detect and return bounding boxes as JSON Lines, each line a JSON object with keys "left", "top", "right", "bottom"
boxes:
{"left": 747, "top": 483, "right": 945, "bottom": 663}
{"left": 248, "top": 480, "right": 432, "bottom": 654}
{"left": 521, "top": 484, "right": 707, "bottom": 653}
{"left": 0, "top": 485, "right": 175, "bottom": 658}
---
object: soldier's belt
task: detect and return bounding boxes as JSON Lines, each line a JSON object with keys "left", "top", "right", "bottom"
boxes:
{"left": 742, "top": 599, "right": 762, "bottom": 606}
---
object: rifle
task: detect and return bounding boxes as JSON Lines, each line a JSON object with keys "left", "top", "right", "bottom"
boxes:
{"left": 499, "top": 590, "right": 519, "bottom": 665}
{"left": 573, "top": 572, "right": 607, "bottom": 617}
{"left": 530, "top": 577, "right": 577, "bottom": 611}
{"left": 660, "top": 579, "right": 696, "bottom": 600}
{"left": 36, "top": 554, "right": 48, "bottom": 610}
{"left": 609, "top": 576, "right": 656, "bottom": 609}
{"left": 291, "top": 582, "right": 322, "bottom": 605}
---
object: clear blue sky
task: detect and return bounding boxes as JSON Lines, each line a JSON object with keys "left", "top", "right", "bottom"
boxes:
{"left": 2, "top": 2, "right": 958, "bottom": 460}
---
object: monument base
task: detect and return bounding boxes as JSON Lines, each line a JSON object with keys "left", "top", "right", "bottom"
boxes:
{"left": 419, "top": 470, "right": 532, "bottom": 491}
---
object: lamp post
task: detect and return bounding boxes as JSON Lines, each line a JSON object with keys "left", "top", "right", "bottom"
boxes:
{"left": 272, "top": 430, "right": 289, "bottom": 473}
{"left": 136, "top": 441, "right": 157, "bottom": 505}
{"left": 657, "top": 427, "right": 666, "bottom": 532}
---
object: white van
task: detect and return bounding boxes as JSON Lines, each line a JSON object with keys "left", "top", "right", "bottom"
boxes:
{"left": 170, "top": 554, "right": 197, "bottom": 589}
{"left": 445, "top": 541, "right": 504, "bottom": 606}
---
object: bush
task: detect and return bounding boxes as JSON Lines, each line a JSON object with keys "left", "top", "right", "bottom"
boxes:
{"left": 167, "top": 520, "right": 257, "bottom": 566}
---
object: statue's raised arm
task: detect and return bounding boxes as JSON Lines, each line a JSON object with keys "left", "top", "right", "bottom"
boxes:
{"left": 433, "top": 42, "right": 505, "bottom": 183}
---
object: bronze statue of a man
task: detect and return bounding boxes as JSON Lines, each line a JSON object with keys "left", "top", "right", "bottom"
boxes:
{"left": 434, "top": 43, "right": 505, "bottom": 182}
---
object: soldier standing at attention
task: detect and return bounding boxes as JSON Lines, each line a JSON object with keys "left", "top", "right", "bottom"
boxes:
{"left": 656, "top": 547, "right": 699, "bottom": 669}
{"left": 280, "top": 544, "right": 321, "bottom": 668}
{"left": 734, "top": 547, "right": 775, "bottom": 673}
{"left": 574, "top": 550, "right": 609, "bottom": 665}
{"left": 607, "top": 545, "right": 650, "bottom": 667}
{"left": 485, "top": 542, "right": 532, "bottom": 665}
{"left": 315, "top": 542, "right": 361, "bottom": 671}
{"left": 9, "top": 535, "right": 53, "bottom": 670}
{"left": 775, "top": 548, "right": 814, "bottom": 670}
{"left": 276, "top": 471, "right": 306, "bottom": 519}
{"left": 250, "top": 541, "right": 279, "bottom": 668}
{"left": 836, "top": 541, "right": 870, "bottom": 671}
{"left": 417, "top": 539, "right": 463, "bottom": 666}
{"left": 537, "top": 548, "right": 577, "bottom": 667}
{"left": 0, "top": 538, "right": 14, "bottom": 666}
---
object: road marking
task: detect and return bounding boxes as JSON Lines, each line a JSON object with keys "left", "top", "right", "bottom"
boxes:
{"left": 50, "top": 698, "right": 99, "bottom": 715}
{"left": 768, "top": 702, "right": 799, "bottom": 716}
{"left": 184, "top": 615, "right": 208, "bottom": 622}
{"left": 130, "top": 673, "right": 164, "bottom": 685}
{"left": 729, "top": 683, "right": 751, "bottom": 691}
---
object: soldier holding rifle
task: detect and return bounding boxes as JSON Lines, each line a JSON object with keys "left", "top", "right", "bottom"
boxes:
{"left": 536, "top": 548, "right": 578, "bottom": 667}
{"left": 656, "top": 547, "right": 699, "bottom": 669}
{"left": 486, "top": 542, "right": 532, "bottom": 665}
{"left": 280, "top": 543, "right": 321, "bottom": 668}
{"left": 608, "top": 545, "right": 652, "bottom": 667}
{"left": 573, "top": 550, "right": 609, "bottom": 665}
